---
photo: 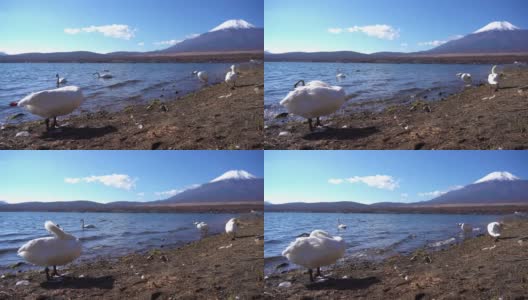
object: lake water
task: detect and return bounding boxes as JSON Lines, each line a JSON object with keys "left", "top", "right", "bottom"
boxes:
{"left": 264, "top": 62, "right": 494, "bottom": 125}
{"left": 0, "top": 63, "right": 234, "bottom": 124}
{"left": 264, "top": 212, "right": 501, "bottom": 274}
{"left": 0, "top": 211, "right": 235, "bottom": 272}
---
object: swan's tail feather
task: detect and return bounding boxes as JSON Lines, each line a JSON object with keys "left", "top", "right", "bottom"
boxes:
{"left": 45, "top": 221, "right": 67, "bottom": 239}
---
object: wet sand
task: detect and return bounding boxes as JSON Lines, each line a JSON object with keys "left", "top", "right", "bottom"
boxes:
{"left": 264, "top": 219, "right": 528, "bottom": 299}
{"left": 265, "top": 70, "right": 528, "bottom": 150}
{"left": 0, "top": 217, "right": 263, "bottom": 300}
{"left": 0, "top": 68, "right": 263, "bottom": 150}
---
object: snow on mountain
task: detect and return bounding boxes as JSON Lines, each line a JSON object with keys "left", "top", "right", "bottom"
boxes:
{"left": 211, "top": 170, "right": 256, "bottom": 182}
{"left": 210, "top": 19, "right": 255, "bottom": 32}
{"left": 474, "top": 21, "right": 520, "bottom": 34}
{"left": 474, "top": 171, "right": 520, "bottom": 184}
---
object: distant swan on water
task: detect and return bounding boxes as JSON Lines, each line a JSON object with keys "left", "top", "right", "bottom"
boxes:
{"left": 81, "top": 219, "right": 96, "bottom": 230}
{"left": 56, "top": 74, "right": 67, "bottom": 87}
{"left": 282, "top": 230, "right": 346, "bottom": 282}
{"left": 337, "top": 219, "right": 347, "bottom": 229}
{"left": 456, "top": 73, "right": 472, "bottom": 87}
{"left": 94, "top": 72, "right": 113, "bottom": 79}
{"left": 194, "top": 221, "right": 209, "bottom": 236}
{"left": 192, "top": 70, "right": 209, "bottom": 84}
{"left": 18, "top": 221, "right": 82, "bottom": 280}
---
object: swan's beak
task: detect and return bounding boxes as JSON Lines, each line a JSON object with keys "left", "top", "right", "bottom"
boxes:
{"left": 9, "top": 101, "right": 17, "bottom": 107}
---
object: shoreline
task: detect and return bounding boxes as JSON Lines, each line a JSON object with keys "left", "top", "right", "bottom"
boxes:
{"left": 264, "top": 218, "right": 528, "bottom": 299}
{"left": 265, "top": 69, "right": 528, "bottom": 150}
{"left": 0, "top": 217, "right": 263, "bottom": 299}
{"left": 0, "top": 67, "right": 263, "bottom": 150}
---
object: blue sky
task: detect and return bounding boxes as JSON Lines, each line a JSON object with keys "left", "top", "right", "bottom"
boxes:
{"left": 0, "top": 151, "right": 263, "bottom": 204}
{"left": 265, "top": 151, "right": 528, "bottom": 204}
{"left": 0, "top": 0, "right": 263, "bottom": 54}
{"left": 265, "top": 0, "right": 528, "bottom": 53}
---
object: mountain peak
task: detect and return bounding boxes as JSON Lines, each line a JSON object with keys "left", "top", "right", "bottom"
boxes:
{"left": 474, "top": 21, "right": 520, "bottom": 34}
{"left": 211, "top": 170, "right": 256, "bottom": 182}
{"left": 474, "top": 171, "right": 520, "bottom": 184}
{"left": 210, "top": 19, "right": 255, "bottom": 32}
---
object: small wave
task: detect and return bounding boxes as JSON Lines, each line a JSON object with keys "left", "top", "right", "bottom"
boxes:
{"left": 139, "top": 81, "right": 169, "bottom": 93}
{"left": 264, "top": 239, "right": 282, "bottom": 245}
{"left": 79, "top": 235, "right": 108, "bottom": 242}
{"left": 107, "top": 79, "right": 142, "bottom": 89}
{"left": 0, "top": 247, "right": 18, "bottom": 255}
{"left": 121, "top": 230, "right": 163, "bottom": 236}
{"left": 428, "top": 237, "right": 456, "bottom": 248}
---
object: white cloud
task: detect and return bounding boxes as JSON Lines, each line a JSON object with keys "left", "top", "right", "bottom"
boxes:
{"left": 137, "top": 42, "right": 145, "bottom": 46}
{"left": 418, "top": 185, "right": 464, "bottom": 198}
{"left": 328, "top": 178, "right": 344, "bottom": 184}
{"left": 154, "top": 39, "right": 182, "bottom": 46}
{"left": 347, "top": 25, "right": 400, "bottom": 40}
{"left": 137, "top": 192, "right": 145, "bottom": 197}
{"left": 64, "top": 174, "right": 136, "bottom": 190}
{"left": 329, "top": 175, "right": 399, "bottom": 190}
{"left": 328, "top": 28, "right": 344, "bottom": 34}
{"left": 155, "top": 184, "right": 200, "bottom": 198}
{"left": 186, "top": 33, "right": 200, "bottom": 39}
{"left": 64, "top": 24, "right": 136, "bottom": 40}
{"left": 400, "top": 43, "right": 408, "bottom": 47}
{"left": 418, "top": 35, "right": 463, "bottom": 47}
{"left": 401, "top": 193, "right": 409, "bottom": 198}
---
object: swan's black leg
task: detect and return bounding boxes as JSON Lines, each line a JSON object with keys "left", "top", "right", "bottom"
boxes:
{"left": 52, "top": 265, "right": 59, "bottom": 277}
{"left": 52, "top": 116, "right": 58, "bottom": 128}
{"left": 308, "top": 118, "right": 314, "bottom": 131}
{"left": 316, "top": 267, "right": 322, "bottom": 277}
{"left": 45, "top": 267, "right": 50, "bottom": 280}
{"left": 315, "top": 117, "right": 322, "bottom": 127}
{"left": 308, "top": 269, "right": 314, "bottom": 282}
{"left": 45, "top": 118, "right": 50, "bottom": 131}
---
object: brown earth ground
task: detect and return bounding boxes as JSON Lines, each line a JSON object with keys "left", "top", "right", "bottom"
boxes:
{"left": 0, "top": 217, "right": 263, "bottom": 300}
{"left": 265, "top": 70, "right": 528, "bottom": 150}
{"left": 264, "top": 219, "right": 528, "bottom": 299}
{"left": 0, "top": 68, "right": 263, "bottom": 150}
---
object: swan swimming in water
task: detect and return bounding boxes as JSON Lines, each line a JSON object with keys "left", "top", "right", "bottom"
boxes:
{"left": 18, "top": 221, "right": 82, "bottom": 280}
{"left": 337, "top": 219, "right": 347, "bottom": 229}
{"left": 81, "top": 219, "right": 96, "bottom": 230}
{"left": 56, "top": 74, "right": 67, "bottom": 87}
{"left": 194, "top": 221, "right": 209, "bottom": 236}
{"left": 280, "top": 80, "right": 351, "bottom": 131}
{"left": 225, "top": 218, "right": 240, "bottom": 240}
{"left": 192, "top": 71, "right": 209, "bottom": 84}
{"left": 9, "top": 86, "right": 85, "bottom": 131}
{"left": 225, "top": 65, "right": 238, "bottom": 89}
{"left": 94, "top": 72, "right": 113, "bottom": 79}
{"left": 282, "top": 230, "right": 346, "bottom": 282}
{"left": 456, "top": 73, "right": 472, "bottom": 87}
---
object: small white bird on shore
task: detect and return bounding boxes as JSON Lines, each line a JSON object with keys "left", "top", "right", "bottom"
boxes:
{"left": 282, "top": 230, "right": 346, "bottom": 282}
{"left": 225, "top": 218, "right": 240, "bottom": 240}
{"left": 56, "top": 74, "right": 67, "bottom": 87}
{"left": 337, "top": 219, "right": 347, "bottom": 230}
{"left": 194, "top": 221, "right": 209, "bottom": 236}
{"left": 9, "top": 86, "right": 85, "bottom": 131}
{"left": 192, "top": 71, "right": 209, "bottom": 84}
{"left": 487, "top": 222, "right": 503, "bottom": 241}
{"left": 18, "top": 221, "right": 82, "bottom": 281}
{"left": 225, "top": 65, "right": 238, "bottom": 89}
{"left": 280, "top": 80, "right": 350, "bottom": 131}
{"left": 487, "top": 65, "right": 503, "bottom": 95}
{"left": 456, "top": 73, "right": 472, "bottom": 87}
{"left": 81, "top": 219, "right": 96, "bottom": 230}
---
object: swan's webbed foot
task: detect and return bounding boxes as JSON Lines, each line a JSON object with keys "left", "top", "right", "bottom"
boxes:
{"left": 52, "top": 116, "right": 58, "bottom": 129}
{"left": 308, "top": 118, "right": 314, "bottom": 131}
{"left": 308, "top": 268, "right": 314, "bottom": 282}
{"left": 45, "top": 118, "right": 50, "bottom": 131}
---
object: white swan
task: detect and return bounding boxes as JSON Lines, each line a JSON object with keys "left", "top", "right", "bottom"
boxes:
{"left": 9, "top": 86, "right": 85, "bottom": 131}
{"left": 337, "top": 219, "right": 347, "bottom": 229}
{"left": 225, "top": 218, "right": 239, "bottom": 240}
{"left": 18, "top": 221, "right": 82, "bottom": 280}
{"left": 456, "top": 73, "right": 472, "bottom": 86}
{"left": 458, "top": 223, "right": 472, "bottom": 233}
{"left": 225, "top": 65, "right": 238, "bottom": 89}
{"left": 336, "top": 73, "right": 346, "bottom": 80}
{"left": 487, "top": 222, "right": 503, "bottom": 241}
{"left": 193, "top": 221, "right": 209, "bottom": 236}
{"left": 80, "top": 219, "right": 96, "bottom": 230}
{"left": 94, "top": 72, "right": 113, "bottom": 79}
{"left": 56, "top": 74, "right": 67, "bottom": 86}
{"left": 487, "top": 65, "right": 503, "bottom": 95}
{"left": 282, "top": 230, "right": 346, "bottom": 282}
{"left": 192, "top": 71, "right": 209, "bottom": 84}
{"left": 280, "top": 80, "right": 349, "bottom": 131}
